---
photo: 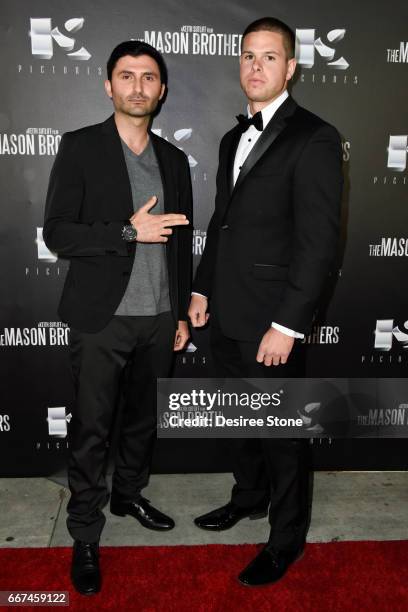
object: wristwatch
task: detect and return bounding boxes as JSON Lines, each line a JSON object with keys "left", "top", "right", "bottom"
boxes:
{"left": 122, "top": 224, "right": 138, "bottom": 242}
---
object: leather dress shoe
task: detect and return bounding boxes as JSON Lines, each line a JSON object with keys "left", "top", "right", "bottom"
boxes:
{"left": 71, "top": 540, "right": 101, "bottom": 595}
{"left": 194, "top": 501, "right": 268, "bottom": 531}
{"left": 238, "top": 544, "right": 304, "bottom": 587}
{"left": 110, "top": 495, "right": 175, "bottom": 530}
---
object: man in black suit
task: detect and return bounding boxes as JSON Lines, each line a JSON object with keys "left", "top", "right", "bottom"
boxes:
{"left": 44, "top": 41, "right": 192, "bottom": 595}
{"left": 189, "top": 18, "right": 343, "bottom": 586}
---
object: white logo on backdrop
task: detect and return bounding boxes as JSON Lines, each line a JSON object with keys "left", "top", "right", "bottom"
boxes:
{"left": 374, "top": 320, "right": 408, "bottom": 351}
{"left": 152, "top": 128, "right": 198, "bottom": 167}
{"left": 185, "top": 342, "right": 197, "bottom": 353}
{"left": 29, "top": 18, "right": 91, "bottom": 60}
{"left": 47, "top": 407, "right": 72, "bottom": 437}
{"left": 387, "top": 135, "right": 408, "bottom": 171}
{"left": 296, "top": 28, "right": 349, "bottom": 69}
{"left": 36, "top": 228, "right": 57, "bottom": 262}
{"left": 297, "top": 402, "right": 325, "bottom": 433}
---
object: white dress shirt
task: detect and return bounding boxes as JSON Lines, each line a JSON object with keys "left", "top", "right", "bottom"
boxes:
{"left": 193, "top": 89, "right": 304, "bottom": 339}
{"left": 233, "top": 90, "right": 288, "bottom": 183}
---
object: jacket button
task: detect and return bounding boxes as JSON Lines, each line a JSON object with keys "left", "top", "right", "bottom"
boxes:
{"left": 123, "top": 271, "right": 130, "bottom": 277}
{"left": 221, "top": 224, "right": 229, "bottom": 230}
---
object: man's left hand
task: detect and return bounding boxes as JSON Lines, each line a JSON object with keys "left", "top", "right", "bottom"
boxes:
{"left": 174, "top": 320, "right": 190, "bottom": 351}
{"left": 256, "top": 328, "right": 295, "bottom": 366}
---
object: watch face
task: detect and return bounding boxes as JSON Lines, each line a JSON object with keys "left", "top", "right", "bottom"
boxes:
{"left": 123, "top": 225, "right": 137, "bottom": 241}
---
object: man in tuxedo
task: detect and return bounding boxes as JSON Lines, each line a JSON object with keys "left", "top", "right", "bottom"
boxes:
{"left": 189, "top": 18, "right": 343, "bottom": 586}
{"left": 44, "top": 41, "right": 192, "bottom": 595}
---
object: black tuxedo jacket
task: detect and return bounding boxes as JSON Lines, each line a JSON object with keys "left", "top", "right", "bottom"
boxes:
{"left": 44, "top": 114, "right": 192, "bottom": 333}
{"left": 193, "top": 96, "right": 343, "bottom": 341}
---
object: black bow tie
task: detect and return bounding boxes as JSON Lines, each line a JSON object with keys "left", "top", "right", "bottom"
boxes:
{"left": 236, "top": 111, "right": 263, "bottom": 132}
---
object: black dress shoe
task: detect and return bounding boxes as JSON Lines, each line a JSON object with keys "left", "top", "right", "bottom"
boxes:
{"left": 194, "top": 501, "right": 268, "bottom": 531}
{"left": 238, "top": 545, "right": 304, "bottom": 587}
{"left": 110, "top": 495, "right": 175, "bottom": 530}
{"left": 71, "top": 540, "right": 101, "bottom": 596}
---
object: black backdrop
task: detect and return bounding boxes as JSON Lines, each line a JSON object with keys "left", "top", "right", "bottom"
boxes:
{"left": 0, "top": 0, "right": 407, "bottom": 475}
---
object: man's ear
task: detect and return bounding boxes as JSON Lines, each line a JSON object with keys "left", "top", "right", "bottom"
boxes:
{"left": 104, "top": 79, "right": 112, "bottom": 98}
{"left": 159, "top": 83, "right": 166, "bottom": 100}
{"left": 286, "top": 58, "right": 297, "bottom": 82}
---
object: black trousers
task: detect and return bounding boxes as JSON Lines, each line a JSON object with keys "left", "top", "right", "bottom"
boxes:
{"left": 210, "top": 321, "right": 310, "bottom": 552}
{"left": 66, "top": 312, "right": 175, "bottom": 543}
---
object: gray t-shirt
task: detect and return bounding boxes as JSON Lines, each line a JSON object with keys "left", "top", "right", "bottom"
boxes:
{"left": 114, "top": 138, "right": 171, "bottom": 316}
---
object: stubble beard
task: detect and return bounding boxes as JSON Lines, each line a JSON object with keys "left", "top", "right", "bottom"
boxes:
{"left": 120, "top": 96, "right": 159, "bottom": 119}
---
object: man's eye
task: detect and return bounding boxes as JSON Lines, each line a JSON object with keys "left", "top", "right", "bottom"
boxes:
{"left": 244, "top": 54, "right": 253, "bottom": 60}
{"left": 265, "top": 55, "right": 275, "bottom": 61}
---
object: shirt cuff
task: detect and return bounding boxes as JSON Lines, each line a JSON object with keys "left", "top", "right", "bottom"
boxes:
{"left": 191, "top": 292, "right": 207, "bottom": 298}
{"left": 271, "top": 322, "right": 304, "bottom": 339}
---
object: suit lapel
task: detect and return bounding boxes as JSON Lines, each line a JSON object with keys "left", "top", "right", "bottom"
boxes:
{"left": 231, "top": 96, "right": 298, "bottom": 197}
{"left": 149, "top": 131, "right": 172, "bottom": 214}
{"left": 148, "top": 131, "right": 174, "bottom": 270}
{"left": 100, "top": 114, "right": 133, "bottom": 219}
{"left": 226, "top": 126, "right": 243, "bottom": 197}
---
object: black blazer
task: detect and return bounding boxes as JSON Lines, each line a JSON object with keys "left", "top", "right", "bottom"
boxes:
{"left": 44, "top": 115, "right": 193, "bottom": 333}
{"left": 193, "top": 96, "right": 343, "bottom": 341}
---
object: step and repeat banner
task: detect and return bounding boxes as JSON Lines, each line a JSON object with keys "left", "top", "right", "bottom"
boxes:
{"left": 0, "top": 1, "right": 407, "bottom": 475}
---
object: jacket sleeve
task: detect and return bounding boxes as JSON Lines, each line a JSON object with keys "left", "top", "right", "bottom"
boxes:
{"left": 43, "top": 133, "right": 131, "bottom": 257}
{"left": 273, "top": 124, "right": 343, "bottom": 333}
{"left": 177, "top": 153, "right": 193, "bottom": 320}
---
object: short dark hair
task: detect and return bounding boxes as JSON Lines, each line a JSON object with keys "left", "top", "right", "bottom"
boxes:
{"left": 107, "top": 40, "right": 168, "bottom": 84}
{"left": 242, "top": 17, "right": 296, "bottom": 59}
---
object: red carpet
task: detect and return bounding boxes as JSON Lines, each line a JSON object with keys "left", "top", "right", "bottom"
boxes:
{"left": 0, "top": 541, "right": 407, "bottom": 611}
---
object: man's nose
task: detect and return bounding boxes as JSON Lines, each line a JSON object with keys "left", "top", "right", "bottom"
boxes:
{"left": 251, "top": 58, "right": 262, "bottom": 72}
{"left": 131, "top": 78, "right": 143, "bottom": 93}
